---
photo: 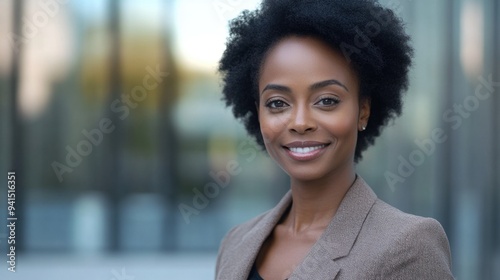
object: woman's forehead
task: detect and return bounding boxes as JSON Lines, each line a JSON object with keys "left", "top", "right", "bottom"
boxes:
{"left": 258, "top": 36, "right": 359, "bottom": 92}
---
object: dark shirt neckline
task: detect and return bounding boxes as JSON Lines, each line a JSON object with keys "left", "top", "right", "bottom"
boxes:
{"left": 248, "top": 263, "right": 289, "bottom": 280}
{"left": 248, "top": 263, "right": 264, "bottom": 280}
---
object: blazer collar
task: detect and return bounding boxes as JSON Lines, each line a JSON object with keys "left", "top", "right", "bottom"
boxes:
{"left": 289, "top": 176, "right": 377, "bottom": 279}
{"left": 224, "top": 190, "right": 294, "bottom": 279}
{"left": 224, "top": 175, "right": 377, "bottom": 280}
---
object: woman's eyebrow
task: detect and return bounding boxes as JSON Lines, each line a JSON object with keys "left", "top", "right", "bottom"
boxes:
{"left": 310, "top": 79, "right": 349, "bottom": 92}
{"left": 261, "top": 84, "right": 291, "bottom": 95}
{"left": 261, "top": 79, "right": 349, "bottom": 96}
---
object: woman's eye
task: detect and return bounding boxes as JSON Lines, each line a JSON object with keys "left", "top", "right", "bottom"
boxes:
{"left": 316, "top": 97, "right": 340, "bottom": 106}
{"left": 266, "top": 100, "right": 288, "bottom": 109}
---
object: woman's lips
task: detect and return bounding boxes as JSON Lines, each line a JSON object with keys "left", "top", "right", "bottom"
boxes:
{"left": 283, "top": 141, "right": 330, "bottom": 161}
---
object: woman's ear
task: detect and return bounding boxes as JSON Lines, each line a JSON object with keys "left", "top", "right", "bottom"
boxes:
{"left": 358, "top": 98, "right": 371, "bottom": 131}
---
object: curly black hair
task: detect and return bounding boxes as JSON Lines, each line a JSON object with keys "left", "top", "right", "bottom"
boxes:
{"left": 218, "top": 0, "right": 413, "bottom": 162}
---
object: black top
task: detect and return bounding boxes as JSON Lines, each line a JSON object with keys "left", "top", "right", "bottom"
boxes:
{"left": 248, "top": 264, "right": 289, "bottom": 280}
{"left": 247, "top": 264, "right": 264, "bottom": 280}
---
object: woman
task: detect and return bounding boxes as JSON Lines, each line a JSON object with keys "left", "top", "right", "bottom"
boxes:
{"left": 216, "top": 0, "right": 454, "bottom": 279}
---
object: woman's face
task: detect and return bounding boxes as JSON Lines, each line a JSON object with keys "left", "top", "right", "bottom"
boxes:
{"left": 258, "top": 36, "right": 370, "bottom": 182}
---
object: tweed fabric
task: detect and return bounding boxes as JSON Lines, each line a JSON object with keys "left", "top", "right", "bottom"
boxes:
{"left": 215, "top": 176, "right": 454, "bottom": 280}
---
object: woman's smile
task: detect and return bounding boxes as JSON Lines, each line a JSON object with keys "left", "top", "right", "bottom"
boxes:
{"left": 282, "top": 141, "right": 331, "bottom": 161}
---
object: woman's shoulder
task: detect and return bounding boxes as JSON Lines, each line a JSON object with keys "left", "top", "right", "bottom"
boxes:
{"left": 220, "top": 209, "right": 273, "bottom": 246}
{"left": 215, "top": 208, "right": 277, "bottom": 278}
{"left": 367, "top": 198, "right": 448, "bottom": 239}
{"left": 219, "top": 190, "right": 293, "bottom": 249}
{"left": 352, "top": 198, "right": 454, "bottom": 278}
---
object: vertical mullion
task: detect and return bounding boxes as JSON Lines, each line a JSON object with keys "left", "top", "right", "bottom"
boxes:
{"left": 492, "top": 0, "right": 500, "bottom": 277}
{"left": 10, "top": 0, "right": 24, "bottom": 253}
{"left": 158, "top": 0, "right": 179, "bottom": 252}
{"left": 105, "top": 0, "right": 123, "bottom": 252}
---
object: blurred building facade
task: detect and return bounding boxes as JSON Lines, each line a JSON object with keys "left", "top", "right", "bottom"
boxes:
{"left": 0, "top": 0, "right": 498, "bottom": 279}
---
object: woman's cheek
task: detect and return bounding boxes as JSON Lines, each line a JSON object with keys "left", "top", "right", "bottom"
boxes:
{"left": 272, "top": 113, "right": 291, "bottom": 133}
{"left": 323, "top": 110, "right": 357, "bottom": 138}
{"left": 260, "top": 115, "right": 287, "bottom": 158}
{"left": 260, "top": 124, "right": 277, "bottom": 146}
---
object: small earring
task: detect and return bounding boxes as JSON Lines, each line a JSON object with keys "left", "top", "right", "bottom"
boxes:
{"left": 362, "top": 126, "right": 366, "bottom": 131}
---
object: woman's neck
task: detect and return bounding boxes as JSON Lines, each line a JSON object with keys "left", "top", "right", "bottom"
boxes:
{"left": 284, "top": 166, "right": 356, "bottom": 235}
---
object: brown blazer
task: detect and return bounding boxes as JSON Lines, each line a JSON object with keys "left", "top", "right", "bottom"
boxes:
{"left": 215, "top": 176, "right": 454, "bottom": 280}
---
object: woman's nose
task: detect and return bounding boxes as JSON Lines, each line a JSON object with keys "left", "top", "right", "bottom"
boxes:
{"left": 288, "top": 105, "right": 317, "bottom": 134}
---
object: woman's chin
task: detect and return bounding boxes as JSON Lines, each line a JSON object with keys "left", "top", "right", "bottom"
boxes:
{"left": 284, "top": 169, "right": 327, "bottom": 184}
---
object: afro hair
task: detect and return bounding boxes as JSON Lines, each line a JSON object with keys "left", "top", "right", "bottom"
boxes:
{"left": 218, "top": 0, "right": 413, "bottom": 162}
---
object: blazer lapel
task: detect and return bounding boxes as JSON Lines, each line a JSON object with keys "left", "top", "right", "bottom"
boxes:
{"left": 219, "top": 191, "right": 293, "bottom": 280}
{"left": 289, "top": 176, "right": 377, "bottom": 280}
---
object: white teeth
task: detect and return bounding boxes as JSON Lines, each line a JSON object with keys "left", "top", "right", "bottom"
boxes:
{"left": 289, "top": 145, "right": 325, "bottom": 154}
